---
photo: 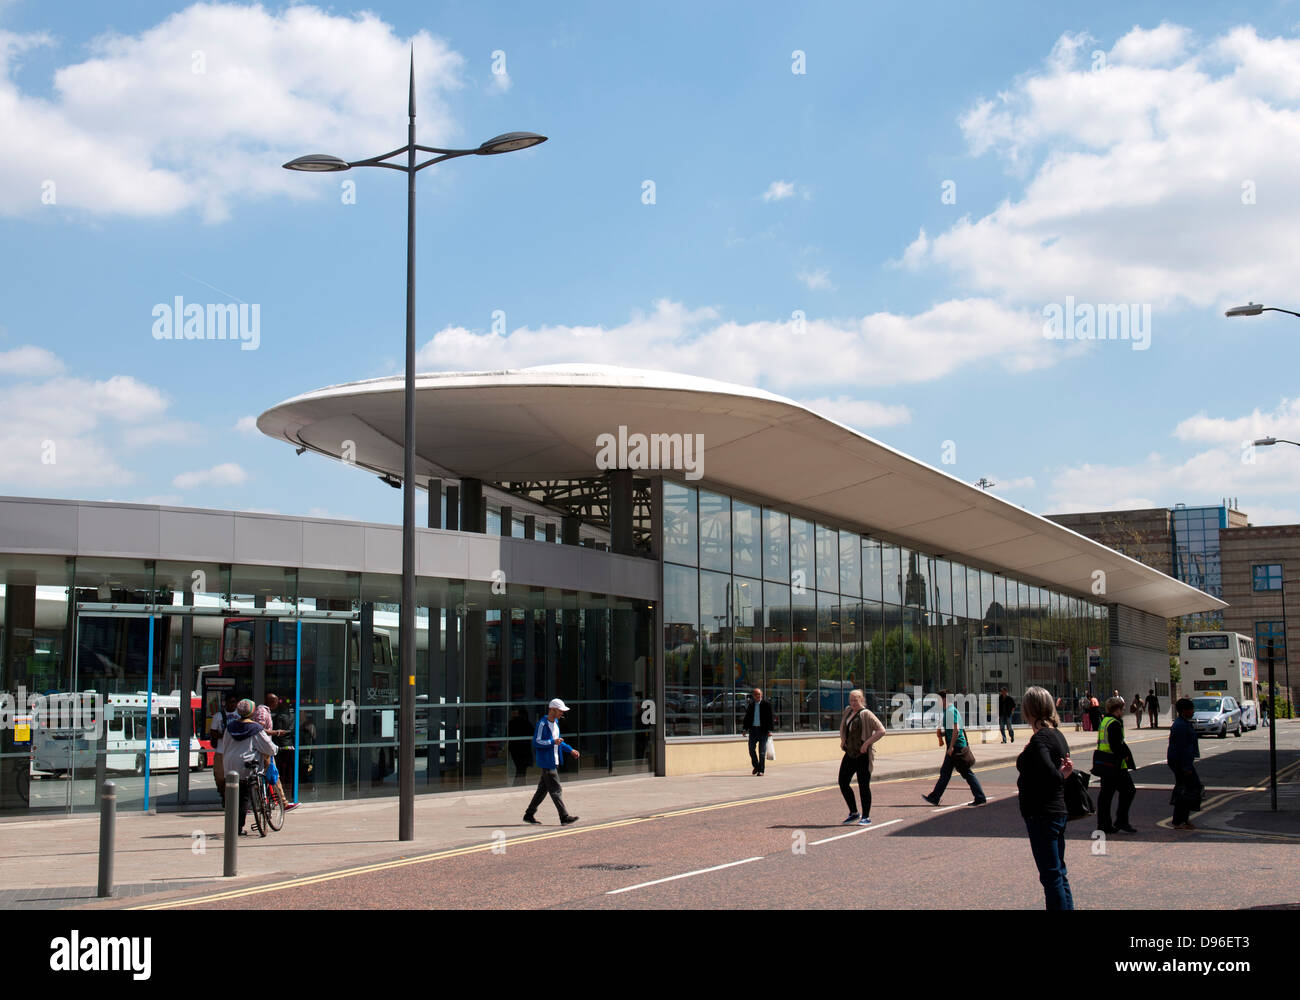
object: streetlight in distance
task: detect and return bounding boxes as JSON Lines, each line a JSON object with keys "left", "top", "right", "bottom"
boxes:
{"left": 1225, "top": 302, "right": 1300, "bottom": 319}
{"left": 283, "top": 52, "right": 546, "bottom": 842}
{"left": 1253, "top": 438, "right": 1300, "bottom": 450}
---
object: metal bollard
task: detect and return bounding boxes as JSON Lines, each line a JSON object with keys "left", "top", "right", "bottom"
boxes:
{"left": 224, "top": 770, "right": 239, "bottom": 877}
{"left": 97, "top": 780, "right": 115, "bottom": 898}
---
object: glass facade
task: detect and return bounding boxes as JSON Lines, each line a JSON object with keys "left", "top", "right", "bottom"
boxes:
{"left": 1252, "top": 564, "right": 1283, "bottom": 592}
{"left": 1172, "top": 505, "right": 1226, "bottom": 630}
{"left": 0, "top": 556, "right": 654, "bottom": 817}
{"left": 662, "top": 482, "right": 1111, "bottom": 736}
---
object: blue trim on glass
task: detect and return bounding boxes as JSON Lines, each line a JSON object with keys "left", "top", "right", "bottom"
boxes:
{"left": 295, "top": 618, "right": 302, "bottom": 805}
{"left": 144, "top": 614, "right": 154, "bottom": 812}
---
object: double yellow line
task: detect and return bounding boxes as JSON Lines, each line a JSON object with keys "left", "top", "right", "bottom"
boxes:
{"left": 1152, "top": 758, "right": 1300, "bottom": 839}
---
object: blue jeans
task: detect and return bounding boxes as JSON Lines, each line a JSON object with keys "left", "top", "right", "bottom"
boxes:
{"left": 1024, "top": 814, "right": 1074, "bottom": 910}
{"left": 929, "top": 750, "right": 985, "bottom": 802}
{"left": 999, "top": 716, "right": 1014, "bottom": 741}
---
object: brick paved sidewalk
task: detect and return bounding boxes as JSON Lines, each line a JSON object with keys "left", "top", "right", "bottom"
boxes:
{"left": 0, "top": 723, "right": 1212, "bottom": 909}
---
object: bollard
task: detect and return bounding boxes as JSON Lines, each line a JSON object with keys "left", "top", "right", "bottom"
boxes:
{"left": 224, "top": 770, "right": 239, "bottom": 877}
{"left": 97, "top": 780, "right": 116, "bottom": 898}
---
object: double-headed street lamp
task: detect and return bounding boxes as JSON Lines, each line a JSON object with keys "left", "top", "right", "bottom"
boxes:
{"left": 284, "top": 54, "right": 545, "bottom": 841}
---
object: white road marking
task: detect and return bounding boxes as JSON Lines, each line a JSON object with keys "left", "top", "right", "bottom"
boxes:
{"left": 932, "top": 796, "right": 996, "bottom": 813}
{"left": 810, "top": 818, "right": 902, "bottom": 844}
{"left": 606, "top": 856, "right": 765, "bottom": 895}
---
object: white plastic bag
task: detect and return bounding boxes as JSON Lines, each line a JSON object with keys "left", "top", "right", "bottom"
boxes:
{"left": 765, "top": 736, "right": 775, "bottom": 761}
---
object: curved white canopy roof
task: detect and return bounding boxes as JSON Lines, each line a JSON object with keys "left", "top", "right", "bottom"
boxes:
{"left": 258, "top": 364, "right": 1225, "bottom": 618}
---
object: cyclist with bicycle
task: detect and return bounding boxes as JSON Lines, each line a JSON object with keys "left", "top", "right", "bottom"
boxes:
{"left": 217, "top": 699, "right": 279, "bottom": 836}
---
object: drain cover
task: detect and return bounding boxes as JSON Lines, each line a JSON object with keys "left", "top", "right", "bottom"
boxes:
{"left": 577, "top": 863, "right": 648, "bottom": 872}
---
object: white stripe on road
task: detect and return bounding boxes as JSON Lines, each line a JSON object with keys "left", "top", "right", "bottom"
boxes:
{"left": 932, "top": 796, "right": 996, "bottom": 813}
{"left": 810, "top": 818, "right": 902, "bottom": 844}
{"left": 606, "top": 856, "right": 765, "bottom": 895}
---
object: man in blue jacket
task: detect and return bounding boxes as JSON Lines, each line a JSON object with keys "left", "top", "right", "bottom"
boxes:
{"left": 523, "top": 698, "right": 580, "bottom": 825}
{"left": 1168, "top": 697, "right": 1201, "bottom": 830}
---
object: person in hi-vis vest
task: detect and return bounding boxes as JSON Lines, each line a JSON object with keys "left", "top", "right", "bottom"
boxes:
{"left": 1092, "top": 696, "right": 1137, "bottom": 834}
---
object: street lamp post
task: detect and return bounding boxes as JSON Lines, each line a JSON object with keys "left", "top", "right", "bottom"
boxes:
{"left": 284, "top": 53, "right": 545, "bottom": 841}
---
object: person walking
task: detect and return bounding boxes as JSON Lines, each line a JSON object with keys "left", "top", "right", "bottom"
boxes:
{"left": 1130, "top": 693, "right": 1144, "bottom": 730}
{"left": 1016, "top": 686, "right": 1075, "bottom": 910}
{"left": 1146, "top": 689, "right": 1160, "bottom": 730}
{"left": 523, "top": 698, "right": 580, "bottom": 826}
{"left": 1168, "top": 697, "right": 1201, "bottom": 830}
{"left": 742, "top": 687, "right": 774, "bottom": 776}
{"left": 838, "top": 689, "right": 885, "bottom": 825}
{"left": 1093, "top": 696, "right": 1137, "bottom": 834}
{"left": 999, "top": 687, "right": 1016, "bottom": 743}
{"left": 1260, "top": 695, "right": 1270, "bottom": 728}
{"left": 921, "top": 690, "right": 987, "bottom": 806}
{"left": 1087, "top": 696, "right": 1102, "bottom": 734}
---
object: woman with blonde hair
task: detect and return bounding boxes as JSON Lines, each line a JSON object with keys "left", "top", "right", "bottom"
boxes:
{"left": 1016, "top": 686, "right": 1076, "bottom": 910}
{"left": 838, "top": 689, "right": 885, "bottom": 825}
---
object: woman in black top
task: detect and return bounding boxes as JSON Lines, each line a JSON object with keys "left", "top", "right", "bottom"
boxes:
{"left": 1016, "top": 686, "right": 1076, "bottom": 910}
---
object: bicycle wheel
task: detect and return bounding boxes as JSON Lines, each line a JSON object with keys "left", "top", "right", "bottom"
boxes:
{"left": 266, "top": 780, "right": 285, "bottom": 831}
{"left": 249, "top": 780, "right": 268, "bottom": 837}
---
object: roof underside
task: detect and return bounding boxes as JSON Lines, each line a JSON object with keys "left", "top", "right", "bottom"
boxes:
{"left": 257, "top": 366, "right": 1226, "bottom": 619}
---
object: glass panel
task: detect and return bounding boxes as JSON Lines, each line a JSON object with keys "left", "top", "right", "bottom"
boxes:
{"left": 763, "top": 582, "right": 791, "bottom": 733}
{"left": 763, "top": 508, "right": 789, "bottom": 583}
{"left": 882, "top": 544, "right": 902, "bottom": 606}
{"left": 700, "top": 569, "right": 733, "bottom": 735}
{"left": 815, "top": 593, "right": 842, "bottom": 731}
{"left": 663, "top": 481, "right": 698, "bottom": 567}
{"left": 732, "top": 500, "right": 760, "bottom": 579}
{"left": 815, "top": 524, "right": 838, "bottom": 593}
{"left": 862, "top": 538, "right": 882, "bottom": 602}
{"left": 733, "top": 577, "right": 761, "bottom": 703}
{"left": 698, "top": 491, "right": 731, "bottom": 573}
{"left": 840, "top": 532, "right": 861, "bottom": 598}
{"left": 664, "top": 564, "right": 700, "bottom": 736}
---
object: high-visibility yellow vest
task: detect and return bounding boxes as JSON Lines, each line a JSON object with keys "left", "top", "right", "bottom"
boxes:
{"left": 1096, "top": 714, "right": 1128, "bottom": 769}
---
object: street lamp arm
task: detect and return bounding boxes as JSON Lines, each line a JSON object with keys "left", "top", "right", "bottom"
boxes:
{"left": 414, "top": 149, "right": 475, "bottom": 171}
{"left": 414, "top": 143, "right": 480, "bottom": 156}
{"left": 1262, "top": 307, "right": 1300, "bottom": 319}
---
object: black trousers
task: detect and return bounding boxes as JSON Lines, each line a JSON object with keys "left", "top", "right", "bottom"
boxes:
{"left": 525, "top": 768, "right": 571, "bottom": 820}
{"left": 747, "top": 728, "right": 770, "bottom": 773}
{"left": 838, "top": 753, "right": 872, "bottom": 815}
{"left": 1095, "top": 765, "right": 1135, "bottom": 829}
{"left": 1170, "top": 764, "right": 1199, "bottom": 825}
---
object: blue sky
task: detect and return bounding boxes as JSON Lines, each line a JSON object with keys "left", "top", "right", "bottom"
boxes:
{"left": 3, "top": 1, "right": 1300, "bottom": 525}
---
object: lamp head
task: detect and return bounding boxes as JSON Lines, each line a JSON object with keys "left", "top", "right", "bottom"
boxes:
{"left": 283, "top": 154, "right": 352, "bottom": 172}
{"left": 1225, "top": 302, "right": 1264, "bottom": 317}
{"left": 476, "top": 132, "right": 547, "bottom": 155}
{"left": 1254, "top": 437, "right": 1277, "bottom": 447}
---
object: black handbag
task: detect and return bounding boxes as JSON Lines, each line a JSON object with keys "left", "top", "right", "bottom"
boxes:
{"left": 1065, "top": 769, "right": 1095, "bottom": 820}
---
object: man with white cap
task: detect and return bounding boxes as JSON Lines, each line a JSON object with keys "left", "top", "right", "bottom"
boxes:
{"left": 523, "top": 698, "right": 580, "bottom": 825}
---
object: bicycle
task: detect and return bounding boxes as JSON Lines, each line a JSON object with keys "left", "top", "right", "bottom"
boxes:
{"left": 242, "top": 758, "right": 285, "bottom": 836}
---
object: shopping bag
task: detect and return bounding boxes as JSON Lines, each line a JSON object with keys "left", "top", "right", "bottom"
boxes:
{"left": 765, "top": 736, "right": 775, "bottom": 761}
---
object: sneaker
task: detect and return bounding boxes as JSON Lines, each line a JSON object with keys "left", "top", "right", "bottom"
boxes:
{"left": 922, "top": 793, "right": 939, "bottom": 806}
{"left": 857, "top": 816, "right": 872, "bottom": 826}
{"left": 522, "top": 814, "right": 541, "bottom": 825}
{"left": 1001, "top": 739, "right": 1006, "bottom": 744}
{"left": 751, "top": 767, "right": 758, "bottom": 775}
{"left": 842, "top": 812, "right": 860, "bottom": 824}
{"left": 560, "top": 815, "right": 580, "bottom": 825}
{"left": 238, "top": 828, "right": 248, "bottom": 836}
{"left": 285, "top": 803, "right": 298, "bottom": 811}
{"left": 970, "top": 797, "right": 988, "bottom": 806}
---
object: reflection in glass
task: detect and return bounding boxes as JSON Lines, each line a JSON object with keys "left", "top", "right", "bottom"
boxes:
{"left": 663, "top": 481, "right": 698, "bottom": 566}
{"left": 733, "top": 501, "right": 760, "bottom": 579}
{"left": 699, "top": 491, "right": 731, "bottom": 573}
{"left": 763, "top": 509, "right": 789, "bottom": 582}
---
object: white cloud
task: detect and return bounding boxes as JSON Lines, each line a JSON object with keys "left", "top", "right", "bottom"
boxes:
{"left": 797, "top": 396, "right": 911, "bottom": 429}
{"left": 796, "top": 267, "right": 834, "bottom": 291}
{"left": 235, "top": 415, "right": 259, "bottom": 435}
{"left": 1047, "top": 397, "right": 1300, "bottom": 523}
{"left": 0, "top": 345, "right": 64, "bottom": 376}
{"left": 415, "top": 297, "right": 1062, "bottom": 392}
{"left": 0, "top": 367, "right": 172, "bottom": 486}
{"left": 172, "top": 462, "right": 248, "bottom": 490}
{"left": 0, "top": 5, "right": 465, "bottom": 222}
{"left": 762, "top": 180, "right": 796, "bottom": 202}
{"left": 986, "top": 474, "right": 1037, "bottom": 491}
{"left": 910, "top": 24, "right": 1300, "bottom": 311}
